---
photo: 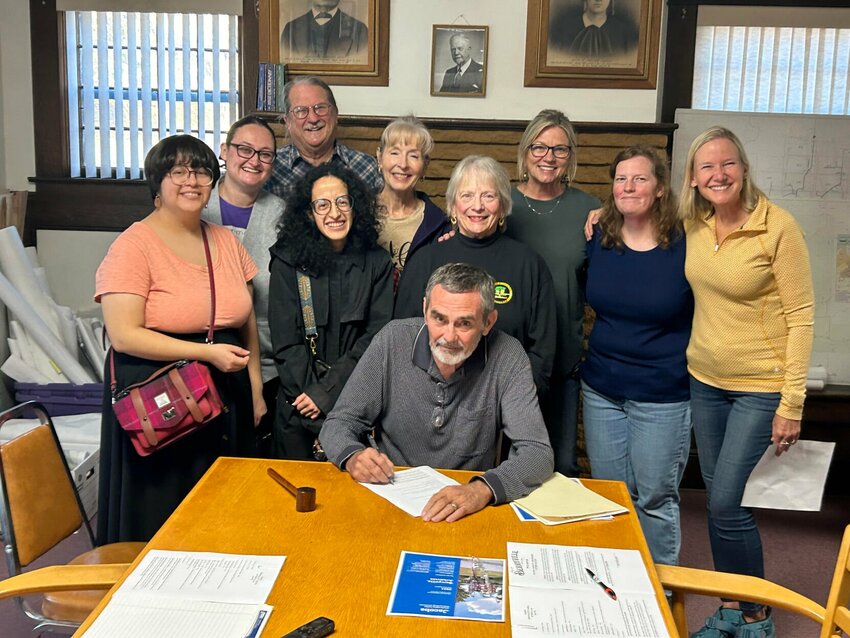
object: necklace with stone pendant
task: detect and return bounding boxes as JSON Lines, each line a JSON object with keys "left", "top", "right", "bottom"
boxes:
{"left": 522, "top": 190, "right": 564, "bottom": 216}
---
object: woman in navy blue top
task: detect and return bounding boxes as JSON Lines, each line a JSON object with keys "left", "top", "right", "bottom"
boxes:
{"left": 582, "top": 146, "right": 694, "bottom": 568}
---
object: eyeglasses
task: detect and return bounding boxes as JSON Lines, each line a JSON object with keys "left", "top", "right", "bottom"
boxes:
{"left": 288, "top": 103, "right": 333, "bottom": 120}
{"left": 229, "top": 143, "right": 275, "bottom": 164}
{"left": 167, "top": 166, "right": 214, "bottom": 186}
{"left": 432, "top": 382, "right": 448, "bottom": 429}
{"left": 528, "top": 143, "right": 572, "bottom": 159}
{"left": 311, "top": 195, "right": 352, "bottom": 216}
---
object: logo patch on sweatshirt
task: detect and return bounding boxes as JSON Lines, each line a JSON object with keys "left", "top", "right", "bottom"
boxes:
{"left": 494, "top": 282, "right": 513, "bottom": 304}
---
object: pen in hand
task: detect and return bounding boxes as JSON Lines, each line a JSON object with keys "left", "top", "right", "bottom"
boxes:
{"left": 366, "top": 431, "right": 394, "bottom": 484}
{"left": 585, "top": 567, "right": 617, "bottom": 601}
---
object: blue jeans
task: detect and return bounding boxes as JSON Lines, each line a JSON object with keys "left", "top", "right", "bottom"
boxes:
{"left": 690, "top": 376, "right": 779, "bottom": 615}
{"left": 543, "top": 370, "right": 580, "bottom": 476}
{"left": 582, "top": 381, "right": 692, "bottom": 567}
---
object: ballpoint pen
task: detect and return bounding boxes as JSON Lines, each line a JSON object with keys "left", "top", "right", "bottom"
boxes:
{"left": 585, "top": 567, "right": 617, "bottom": 601}
{"left": 366, "top": 431, "right": 394, "bottom": 484}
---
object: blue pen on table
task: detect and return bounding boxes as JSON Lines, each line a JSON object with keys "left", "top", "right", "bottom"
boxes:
{"left": 366, "top": 431, "right": 394, "bottom": 484}
{"left": 585, "top": 567, "right": 617, "bottom": 601}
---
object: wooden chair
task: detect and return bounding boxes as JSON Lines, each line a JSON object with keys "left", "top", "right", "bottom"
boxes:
{"left": 0, "top": 401, "right": 144, "bottom": 634}
{"left": 657, "top": 524, "right": 850, "bottom": 638}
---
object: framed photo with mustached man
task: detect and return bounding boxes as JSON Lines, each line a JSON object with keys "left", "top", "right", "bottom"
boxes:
{"left": 431, "top": 25, "right": 489, "bottom": 97}
{"left": 258, "top": 0, "right": 390, "bottom": 86}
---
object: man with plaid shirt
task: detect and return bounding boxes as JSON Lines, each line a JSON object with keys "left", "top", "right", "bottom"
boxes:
{"left": 265, "top": 76, "right": 381, "bottom": 200}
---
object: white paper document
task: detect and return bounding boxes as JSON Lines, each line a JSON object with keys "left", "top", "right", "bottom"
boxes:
{"left": 742, "top": 440, "right": 836, "bottom": 511}
{"left": 359, "top": 465, "right": 459, "bottom": 516}
{"left": 507, "top": 542, "right": 669, "bottom": 638}
{"left": 82, "top": 551, "right": 284, "bottom": 638}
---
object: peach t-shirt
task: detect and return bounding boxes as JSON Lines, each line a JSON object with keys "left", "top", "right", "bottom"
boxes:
{"left": 95, "top": 222, "right": 258, "bottom": 333}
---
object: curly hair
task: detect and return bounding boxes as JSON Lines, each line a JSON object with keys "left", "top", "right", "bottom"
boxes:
{"left": 277, "top": 164, "right": 380, "bottom": 273}
{"left": 598, "top": 146, "right": 681, "bottom": 250}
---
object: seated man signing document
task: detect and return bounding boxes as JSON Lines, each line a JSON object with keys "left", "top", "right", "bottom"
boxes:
{"left": 319, "top": 263, "right": 554, "bottom": 522}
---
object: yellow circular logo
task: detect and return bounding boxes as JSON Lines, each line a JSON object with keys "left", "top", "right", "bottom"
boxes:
{"left": 494, "top": 282, "right": 513, "bottom": 304}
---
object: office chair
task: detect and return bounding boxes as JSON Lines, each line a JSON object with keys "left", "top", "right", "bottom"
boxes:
{"left": 657, "top": 524, "right": 850, "bottom": 638}
{"left": 0, "top": 401, "right": 144, "bottom": 634}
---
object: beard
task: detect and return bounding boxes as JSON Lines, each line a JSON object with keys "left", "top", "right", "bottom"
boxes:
{"left": 430, "top": 337, "right": 475, "bottom": 367}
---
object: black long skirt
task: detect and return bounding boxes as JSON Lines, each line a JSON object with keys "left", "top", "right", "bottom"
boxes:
{"left": 96, "top": 329, "right": 255, "bottom": 544}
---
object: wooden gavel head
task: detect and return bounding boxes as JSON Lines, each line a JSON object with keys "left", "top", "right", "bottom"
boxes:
{"left": 295, "top": 486, "right": 317, "bottom": 512}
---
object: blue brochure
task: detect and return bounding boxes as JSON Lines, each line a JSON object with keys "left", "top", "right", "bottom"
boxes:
{"left": 386, "top": 551, "right": 505, "bottom": 622}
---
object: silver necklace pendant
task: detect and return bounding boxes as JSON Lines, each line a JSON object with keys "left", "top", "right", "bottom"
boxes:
{"left": 522, "top": 191, "right": 563, "bottom": 216}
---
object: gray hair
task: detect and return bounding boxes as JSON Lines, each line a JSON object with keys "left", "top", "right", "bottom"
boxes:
{"left": 517, "top": 109, "right": 578, "bottom": 184}
{"left": 424, "top": 263, "right": 495, "bottom": 320}
{"left": 282, "top": 76, "right": 338, "bottom": 115}
{"left": 445, "top": 155, "right": 513, "bottom": 224}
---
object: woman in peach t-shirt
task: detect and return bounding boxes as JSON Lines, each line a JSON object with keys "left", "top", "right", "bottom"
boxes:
{"left": 95, "top": 135, "right": 263, "bottom": 543}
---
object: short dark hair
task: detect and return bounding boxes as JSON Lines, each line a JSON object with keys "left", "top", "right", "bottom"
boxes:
{"left": 276, "top": 163, "right": 380, "bottom": 273}
{"left": 144, "top": 135, "right": 220, "bottom": 202}
{"left": 282, "top": 76, "right": 338, "bottom": 115}
{"left": 225, "top": 115, "right": 277, "bottom": 150}
{"left": 425, "top": 263, "right": 495, "bottom": 319}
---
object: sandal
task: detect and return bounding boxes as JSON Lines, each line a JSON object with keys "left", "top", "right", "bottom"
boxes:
{"left": 690, "top": 607, "right": 745, "bottom": 638}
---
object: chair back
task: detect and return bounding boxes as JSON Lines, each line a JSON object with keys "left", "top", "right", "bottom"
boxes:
{"left": 822, "top": 524, "right": 850, "bottom": 638}
{"left": 0, "top": 401, "right": 95, "bottom": 573}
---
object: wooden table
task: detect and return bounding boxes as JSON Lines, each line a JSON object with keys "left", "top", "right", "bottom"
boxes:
{"left": 74, "top": 458, "right": 679, "bottom": 637}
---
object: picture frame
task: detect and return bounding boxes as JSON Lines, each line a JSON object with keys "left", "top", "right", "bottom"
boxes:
{"left": 258, "top": 0, "right": 389, "bottom": 87}
{"left": 524, "top": 0, "right": 661, "bottom": 89}
{"left": 430, "top": 25, "right": 489, "bottom": 98}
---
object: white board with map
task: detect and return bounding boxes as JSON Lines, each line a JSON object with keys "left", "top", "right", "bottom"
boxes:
{"left": 672, "top": 109, "right": 850, "bottom": 386}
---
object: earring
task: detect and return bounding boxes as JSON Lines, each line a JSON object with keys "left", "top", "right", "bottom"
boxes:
{"left": 561, "top": 173, "right": 569, "bottom": 184}
{"left": 498, "top": 217, "right": 505, "bottom": 228}
{"left": 521, "top": 171, "right": 528, "bottom": 182}
{"left": 450, "top": 215, "right": 457, "bottom": 226}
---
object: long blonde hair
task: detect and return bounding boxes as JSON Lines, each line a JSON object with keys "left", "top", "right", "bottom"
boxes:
{"left": 598, "top": 146, "right": 680, "bottom": 250}
{"left": 678, "top": 126, "right": 764, "bottom": 221}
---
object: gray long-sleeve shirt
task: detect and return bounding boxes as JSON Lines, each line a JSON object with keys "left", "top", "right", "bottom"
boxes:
{"left": 319, "top": 318, "right": 554, "bottom": 503}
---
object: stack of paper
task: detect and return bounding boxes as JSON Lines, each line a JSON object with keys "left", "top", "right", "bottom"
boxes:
{"left": 82, "top": 551, "right": 285, "bottom": 638}
{"left": 513, "top": 473, "right": 627, "bottom": 524}
{"left": 507, "top": 543, "right": 670, "bottom": 638}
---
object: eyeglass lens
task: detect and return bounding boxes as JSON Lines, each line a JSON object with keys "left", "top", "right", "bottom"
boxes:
{"left": 529, "top": 144, "right": 571, "bottom": 159}
{"left": 290, "top": 103, "right": 332, "bottom": 119}
{"left": 311, "top": 195, "right": 352, "bottom": 215}
{"left": 231, "top": 143, "right": 275, "bottom": 164}
{"left": 168, "top": 166, "right": 213, "bottom": 186}
{"left": 432, "top": 382, "right": 447, "bottom": 429}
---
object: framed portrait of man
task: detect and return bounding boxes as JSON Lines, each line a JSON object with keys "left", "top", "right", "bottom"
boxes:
{"left": 430, "top": 25, "right": 489, "bottom": 98}
{"left": 258, "top": 0, "right": 389, "bottom": 86}
{"left": 524, "top": 0, "right": 661, "bottom": 88}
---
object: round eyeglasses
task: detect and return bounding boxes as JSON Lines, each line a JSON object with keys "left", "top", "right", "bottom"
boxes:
{"left": 528, "top": 143, "right": 572, "bottom": 159}
{"left": 288, "top": 103, "right": 333, "bottom": 120}
{"left": 229, "top": 143, "right": 275, "bottom": 165}
{"left": 167, "top": 166, "right": 214, "bottom": 186}
{"left": 311, "top": 195, "right": 352, "bottom": 216}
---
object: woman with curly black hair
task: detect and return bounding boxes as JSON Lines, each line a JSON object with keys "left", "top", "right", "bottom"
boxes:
{"left": 269, "top": 164, "right": 393, "bottom": 459}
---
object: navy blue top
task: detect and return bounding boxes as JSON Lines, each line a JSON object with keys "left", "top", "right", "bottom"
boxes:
{"left": 581, "top": 229, "right": 693, "bottom": 402}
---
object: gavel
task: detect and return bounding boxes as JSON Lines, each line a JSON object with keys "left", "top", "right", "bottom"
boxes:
{"left": 267, "top": 468, "right": 317, "bottom": 512}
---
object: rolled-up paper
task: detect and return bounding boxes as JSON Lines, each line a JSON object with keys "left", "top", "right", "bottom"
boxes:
{"left": 806, "top": 365, "right": 827, "bottom": 381}
{"left": 0, "top": 270, "right": 93, "bottom": 384}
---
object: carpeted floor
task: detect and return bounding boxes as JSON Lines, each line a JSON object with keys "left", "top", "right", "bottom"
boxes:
{"left": 2, "top": 490, "right": 847, "bottom": 636}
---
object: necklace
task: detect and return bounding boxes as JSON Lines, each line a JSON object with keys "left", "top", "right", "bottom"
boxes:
{"left": 521, "top": 190, "right": 564, "bottom": 216}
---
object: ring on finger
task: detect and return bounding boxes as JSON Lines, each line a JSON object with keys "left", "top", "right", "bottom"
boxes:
{"left": 449, "top": 502, "right": 458, "bottom": 511}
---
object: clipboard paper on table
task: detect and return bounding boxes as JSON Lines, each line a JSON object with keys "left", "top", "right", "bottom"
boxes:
{"left": 513, "top": 473, "right": 627, "bottom": 523}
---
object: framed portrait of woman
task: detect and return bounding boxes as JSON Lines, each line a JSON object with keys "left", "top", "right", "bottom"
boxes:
{"left": 524, "top": 0, "right": 661, "bottom": 88}
{"left": 258, "top": 0, "right": 389, "bottom": 86}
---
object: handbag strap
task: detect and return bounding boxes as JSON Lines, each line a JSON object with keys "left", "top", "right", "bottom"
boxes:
{"left": 109, "top": 222, "right": 217, "bottom": 397}
{"left": 296, "top": 271, "right": 319, "bottom": 356}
